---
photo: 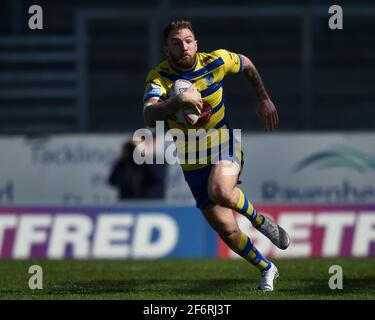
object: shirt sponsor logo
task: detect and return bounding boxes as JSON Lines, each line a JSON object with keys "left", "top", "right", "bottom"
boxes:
{"left": 201, "top": 56, "right": 213, "bottom": 64}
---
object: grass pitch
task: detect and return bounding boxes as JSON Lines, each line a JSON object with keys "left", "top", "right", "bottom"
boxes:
{"left": 0, "top": 258, "right": 374, "bottom": 300}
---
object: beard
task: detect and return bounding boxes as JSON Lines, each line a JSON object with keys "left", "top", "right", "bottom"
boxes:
{"left": 169, "top": 52, "right": 197, "bottom": 70}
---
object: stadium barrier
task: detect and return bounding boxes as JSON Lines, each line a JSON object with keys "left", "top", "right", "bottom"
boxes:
{"left": 0, "top": 133, "right": 374, "bottom": 205}
{"left": 1, "top": 133, "right": 374, "bottom": 259}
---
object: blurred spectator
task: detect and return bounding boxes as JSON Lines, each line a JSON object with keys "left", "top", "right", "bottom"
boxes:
{"left": 108, "top": 136, "right": 166, "bottom": 200}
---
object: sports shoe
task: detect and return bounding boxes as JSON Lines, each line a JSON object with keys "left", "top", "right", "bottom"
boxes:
{"left": 256, "top": 215, "right": 290, "bottom": 250}
{"left": 259, "top": 263, "right": 279, "bottom": 292}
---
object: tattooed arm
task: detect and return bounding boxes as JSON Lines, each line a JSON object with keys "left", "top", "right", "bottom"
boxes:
{"left": 239, "top": 54, "right": 279, "bottom": 131}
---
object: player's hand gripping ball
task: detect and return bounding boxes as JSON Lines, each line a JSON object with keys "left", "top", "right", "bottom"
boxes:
{"left": 169, "top": 79, "right": 211, "bottom": 126}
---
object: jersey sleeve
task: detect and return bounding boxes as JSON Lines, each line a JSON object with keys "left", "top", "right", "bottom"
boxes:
{"left": 143, "top": 69, "right": 168, "bottom": 102}
{"left": 214, "top": 49, "right": 244, "bottom": 76}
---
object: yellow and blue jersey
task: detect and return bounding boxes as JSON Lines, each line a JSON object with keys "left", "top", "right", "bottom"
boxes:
{"left": 144, "top": 49, "right": 244, "bottom": 172}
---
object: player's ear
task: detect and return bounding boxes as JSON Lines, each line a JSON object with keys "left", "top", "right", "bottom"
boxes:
{"left": 195, "top": 40, "right": 198, "bottom": 51}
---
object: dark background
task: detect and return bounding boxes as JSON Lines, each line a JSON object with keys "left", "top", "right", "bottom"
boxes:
{"left": 0, "top": 0, "right": 374, "bottom": 134}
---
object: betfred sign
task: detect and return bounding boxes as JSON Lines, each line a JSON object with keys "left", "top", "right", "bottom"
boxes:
{"left": 218, "top": 206, "right": 375, "bottom": 258}
{"left": 0, "top": 206, "right": 215, "bottom": 259}
{"left": 1, "top": 205, "right": 374, "bottom": 259}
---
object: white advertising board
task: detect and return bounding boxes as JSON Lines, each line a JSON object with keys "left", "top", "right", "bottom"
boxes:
{"left": 0, "top": 133, "right": 374, "bottom": 205}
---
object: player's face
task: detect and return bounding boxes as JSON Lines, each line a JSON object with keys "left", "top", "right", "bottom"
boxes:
{"left": 165, "top": 28, "right": 197, "bottom": 70}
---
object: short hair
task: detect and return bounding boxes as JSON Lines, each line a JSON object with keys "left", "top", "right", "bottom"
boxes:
{"left": 163, "top": 19, "right": 195, "bottom": 43}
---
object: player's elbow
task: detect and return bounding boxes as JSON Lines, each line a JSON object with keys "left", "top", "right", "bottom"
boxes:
{"left": 239, "top": 54, "right": 254, "bottom": 71}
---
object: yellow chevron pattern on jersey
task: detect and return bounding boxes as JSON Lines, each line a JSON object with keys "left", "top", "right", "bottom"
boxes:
{"left": 144, "top": 49, "right": 243, "bottom": 171}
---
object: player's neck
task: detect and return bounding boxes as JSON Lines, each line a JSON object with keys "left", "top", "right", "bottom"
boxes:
{"left": 169, "top": 58, "right": 197, "bottom": 74}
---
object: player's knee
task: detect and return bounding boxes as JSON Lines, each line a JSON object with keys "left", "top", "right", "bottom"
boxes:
{"left": 219, "top": 228, "right": 240, "bottom": 248}
{"left": 208, "top": 184, "right": 233, "bottom": 206}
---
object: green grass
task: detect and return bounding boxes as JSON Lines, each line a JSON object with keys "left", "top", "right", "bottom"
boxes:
{"left": 0, "top": 258, "right": 374, "bottom": 300}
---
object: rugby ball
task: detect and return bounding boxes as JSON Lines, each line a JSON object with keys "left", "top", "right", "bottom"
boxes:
{"left": 169, "top": 79, "right": 201, "bottom": 126}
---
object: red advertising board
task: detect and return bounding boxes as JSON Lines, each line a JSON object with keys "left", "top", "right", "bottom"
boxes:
{"left": 218, "top": 205, "right": 375, "bottom": 258}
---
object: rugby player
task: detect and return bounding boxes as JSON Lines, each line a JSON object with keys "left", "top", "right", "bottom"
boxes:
{"left": 143, "top": 19, "right": 290, "bottom": 291}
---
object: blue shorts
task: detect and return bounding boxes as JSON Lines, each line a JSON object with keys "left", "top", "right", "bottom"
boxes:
{"left": 183, "top": 159, "right": 244, "bottom": 210}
